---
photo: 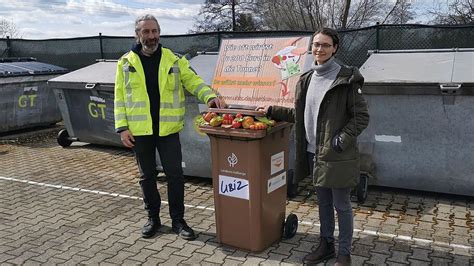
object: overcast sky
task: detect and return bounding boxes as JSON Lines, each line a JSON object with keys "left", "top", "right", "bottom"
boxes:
{"left": 0, "top": 0, "right": 203, "bottom": 39}
{"left": 1, "top": 0, "right": 440, "bottom": 40}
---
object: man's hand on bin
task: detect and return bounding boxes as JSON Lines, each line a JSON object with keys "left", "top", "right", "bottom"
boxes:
{"left": 255, "top": 106, "right": 270, "bottom": 114}
{"left": 207, "top": 97, "right": 227, "bottom": 109}
{"left": 120, "top": 130, "right": 135, "bottom": 148}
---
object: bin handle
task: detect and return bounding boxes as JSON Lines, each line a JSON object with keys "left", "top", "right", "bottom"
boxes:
{"left": 85, "top": 83, "right": 96, "bottom": 89}
{"left": 439, "top": 84, "right": 461, "bottom": 89}
{"left": 439, "top": 83, "right": 461, "bottom": 95}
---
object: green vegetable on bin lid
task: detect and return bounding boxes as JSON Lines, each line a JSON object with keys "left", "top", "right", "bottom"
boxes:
{"left": 195, "top": 116, "right": 206, "bottom": 126}
{"left": 209, "top": 116, "right": 223, "bottom": 127}
{"left": 255, "top": 116, "right": 276, "bottom": 127}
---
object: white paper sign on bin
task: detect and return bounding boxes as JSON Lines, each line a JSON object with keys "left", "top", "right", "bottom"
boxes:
{"left": 219, "top": 175, "right": 249, "bottom": 200}
{"left": 268, "top": 172, "right": 286, "bottom": 194}
{"left": 270, "top": 151, "right": 284, "bottom": 175}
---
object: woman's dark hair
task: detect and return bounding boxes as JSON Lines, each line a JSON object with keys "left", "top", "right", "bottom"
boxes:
{"left": 312, "top": 28, "right": 340, "bottom": 54}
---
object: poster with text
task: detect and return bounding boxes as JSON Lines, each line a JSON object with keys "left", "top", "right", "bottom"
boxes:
{"left": 212, "top": 37, "right": 310, "bottom": 108}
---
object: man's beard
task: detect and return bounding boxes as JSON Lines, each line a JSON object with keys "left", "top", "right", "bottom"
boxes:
{"left": 141, "top": 38, "right": 158, "bottom": 55}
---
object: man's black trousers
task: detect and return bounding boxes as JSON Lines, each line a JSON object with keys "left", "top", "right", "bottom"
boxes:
{"left": 132, "top": 132, "right": 185, "bottom": 220}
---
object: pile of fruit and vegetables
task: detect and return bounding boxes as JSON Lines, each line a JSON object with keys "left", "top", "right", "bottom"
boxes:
{"left": 198, "top": 112, "right": 276, "bottom": 130}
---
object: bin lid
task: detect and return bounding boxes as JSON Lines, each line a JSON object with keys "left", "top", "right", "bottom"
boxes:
{"left": 189, "top": 53, "right": 218, "bottom": 85}
{"left": 48, "top": 61, "right": 117, "bottom": 89}
{"left": 360, "top": 49, "right": 474, "bottom": 84}
{"left": 0, "top": 60, "right": 68, "bottom": 77}
{"left": 0, "top": 57, "right": 36, "bottom": 63}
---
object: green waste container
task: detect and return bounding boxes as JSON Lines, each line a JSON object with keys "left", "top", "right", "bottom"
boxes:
{"left": 0, "top": 58, "right": 67, "bottom": 133}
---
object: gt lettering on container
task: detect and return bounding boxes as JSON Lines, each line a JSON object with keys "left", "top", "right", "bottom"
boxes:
{"left": 88, "top": 102, "right": 106, "bottom": 119}
{"left": 18, "top": 94, "right": 37, "bottom": 107}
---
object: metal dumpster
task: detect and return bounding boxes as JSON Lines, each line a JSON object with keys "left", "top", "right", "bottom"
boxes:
{"left": 48, "top": 60, "right": 121, "bottom": 147}
{"left": 0, "top": 58, "right": 67, "bottom": 133}
{"left": 359, "top": 49, "right": 474, "bottom": 196}
{"left": 47, "top": 59, "right": 216, "bottom": 178}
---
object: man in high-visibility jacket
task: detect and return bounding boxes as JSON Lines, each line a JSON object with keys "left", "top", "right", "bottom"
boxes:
{"left": 114, "top": 14, "right": 225, "bottom": 240}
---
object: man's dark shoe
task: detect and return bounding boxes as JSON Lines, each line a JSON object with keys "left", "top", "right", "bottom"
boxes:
{"left": 142, "top": 217, "right": 161, "bottom": 238}
{"left": 172, "top": 219, "right": 196, "bottom": 240}
{"left": 334, "top": 254, "right": 351, "bottom": 266}
{"left": 303, "top": 238, "right": 336, "bottom": 265}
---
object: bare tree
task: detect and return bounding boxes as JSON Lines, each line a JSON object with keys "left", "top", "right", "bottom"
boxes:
{"left": 190, "top": 0, "right": 261, "bottom": 32}
{"left": 257, "top": 0, "right": 328, "bottom": 30}
{"left": 0, "top": 18, "right": 21, "bottom": 38}
{"left": 257, "top": 0, "right": 390, "bottom": 30}
{"left": 192, "top": 0, "right": 423, "bottom": 33}
{"left": 345, "top": 0, "right": 387, "bottom": 28}
{"left": 428, "top": 0, "right": 473, "bottom": 24}
{"left": 381, "top": 0, "right": 415, "bottom": 24}
{"left": 341, "top": 0, "right": 352, "bottom": 29}
{"left": 257, "top": 0, "right": 302, "bottom": 30}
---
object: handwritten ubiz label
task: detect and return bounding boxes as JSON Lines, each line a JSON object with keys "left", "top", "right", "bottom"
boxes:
{"left": 219, "top": 175, "right": 249, "bottom": 200}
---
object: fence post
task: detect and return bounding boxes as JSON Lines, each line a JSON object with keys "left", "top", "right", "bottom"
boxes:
{"left": 375, "top": 22, "right": 380, "bottom": 50}
{"left": 6, "top": 36, "right": 11, "bottom": 57}
{"left": 99, "top": 32, "right": 104, "bottom": 59}
{"left": 217, "top": 29, "right": 221, "bottom": 50}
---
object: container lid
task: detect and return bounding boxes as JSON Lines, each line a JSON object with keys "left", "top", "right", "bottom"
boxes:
{"left": 0, "top": 59, "right": 68, "bottom": 77}
{"left": 0, "top": 57, "right": 36, "bottom": 63}
{"left": 189, "top": 54, "right": 218, "bottom": 85}
{"left": 360, "top": 49, "right": 474, "bottom": 84}
{"left": 48, "top": 61, "right": 117, "bottom": 88}
{"left": 199, "top": 121, "right": 291, "bottom": 139}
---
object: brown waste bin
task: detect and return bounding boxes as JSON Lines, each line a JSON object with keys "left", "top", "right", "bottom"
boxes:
{"left": 200, "top": 110, "right": 298, "bottom": 252}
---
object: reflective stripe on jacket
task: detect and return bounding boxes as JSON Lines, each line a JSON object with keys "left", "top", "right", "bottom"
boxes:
{"left": 114, "top": 47, "right": 217, "bottom": 136}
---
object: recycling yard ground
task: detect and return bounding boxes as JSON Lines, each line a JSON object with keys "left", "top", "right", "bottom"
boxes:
{"left": 0, "top": 128, "right": 473, "bottom": 265}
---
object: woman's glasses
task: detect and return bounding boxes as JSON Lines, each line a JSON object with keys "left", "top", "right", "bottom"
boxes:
{"left": 312, "top": 42, "right": 333, "bottom": 49}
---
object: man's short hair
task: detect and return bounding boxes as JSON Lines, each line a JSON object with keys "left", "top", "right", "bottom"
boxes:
{"left": 135, "top": 14, "right": 160, "bottom": 33}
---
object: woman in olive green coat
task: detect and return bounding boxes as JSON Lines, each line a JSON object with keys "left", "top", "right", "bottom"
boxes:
{"left": 263, "top": 28, "right": 369, "bottom": 266}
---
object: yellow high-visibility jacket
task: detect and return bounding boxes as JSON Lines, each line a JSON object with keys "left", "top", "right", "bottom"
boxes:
{"left": 114, "top": 47, "right": 217, "bottom": 136}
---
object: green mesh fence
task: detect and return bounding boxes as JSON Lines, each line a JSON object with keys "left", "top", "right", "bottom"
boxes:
{"left": 6, "top": 37, "right": 102, "bottom": 70}
{"left": 160, "top": 33, "right": 220, "bottom": 55}
{"left": 101, "top": 36, "right": 134, "bottom": 60}
{"left": 377, "top": 24, "right": 474, "bottom": 50}
{"left": 1, "top": 24, "right": 473, "bottom": 71}
{"left": 337, "top": 27, "right": 378, "bottom": 69}
{"left": 0, "top": 40, "right": 7, "bottom": 57}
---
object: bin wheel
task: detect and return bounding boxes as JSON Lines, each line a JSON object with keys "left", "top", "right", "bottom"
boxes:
{"left": 287, "top": 169, "right": 298, "bottom": 198}
{"left": 57, "top": 129, "right": 72, "bottom": 147}
{"left": 283, "top": 213, "right": 298, "bottom": 239}
{"left": 357, "top": 174, "right": 369, "bottom": 204}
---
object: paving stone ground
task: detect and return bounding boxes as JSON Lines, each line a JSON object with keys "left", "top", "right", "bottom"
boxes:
{"left": 0, "top": 129, "right": 473, "bottom": 265}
